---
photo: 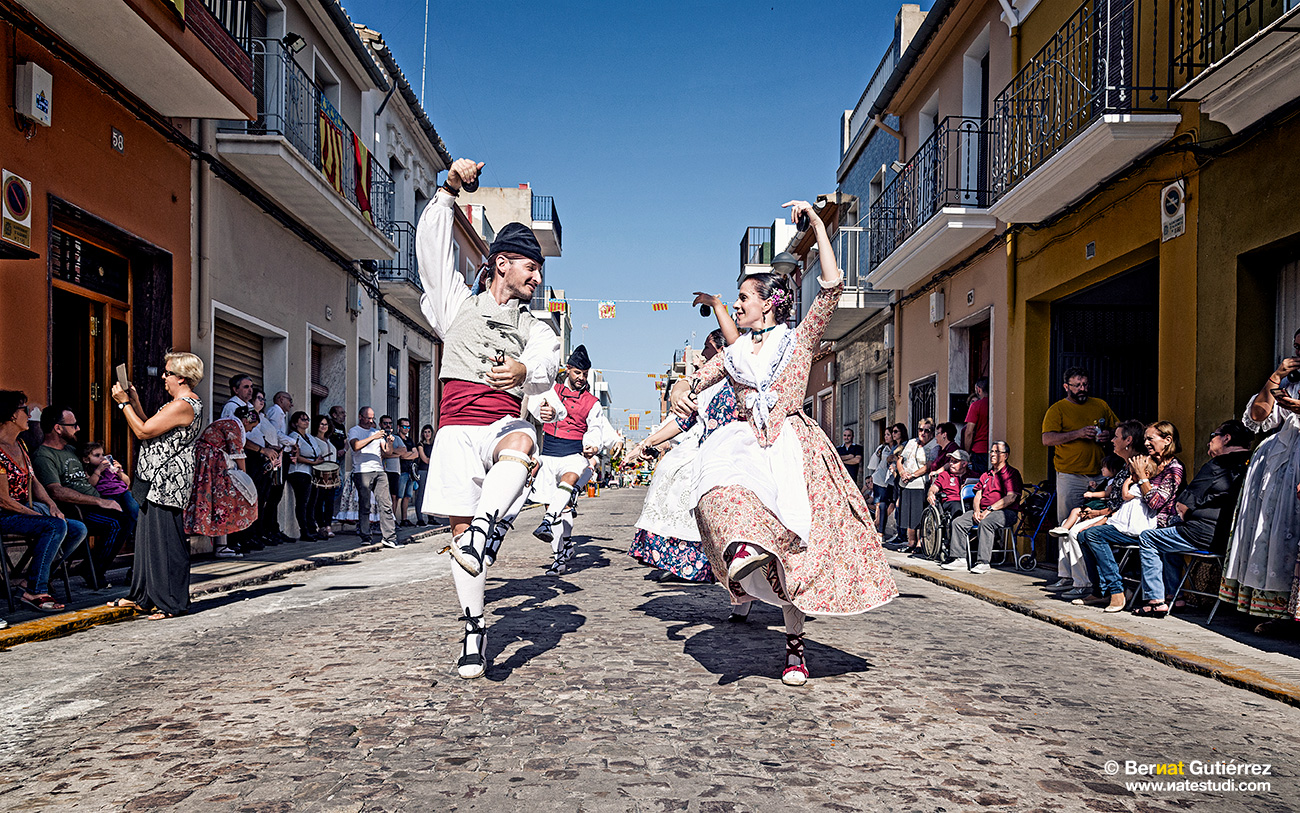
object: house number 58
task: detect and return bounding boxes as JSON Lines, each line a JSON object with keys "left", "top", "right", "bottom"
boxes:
{"left": 111, "top": 127, "right": 125, "bottom": 154}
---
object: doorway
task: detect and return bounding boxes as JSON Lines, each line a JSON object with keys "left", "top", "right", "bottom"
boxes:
{"left": 1050, "top": 262, "right": 1158, "bottom": 423}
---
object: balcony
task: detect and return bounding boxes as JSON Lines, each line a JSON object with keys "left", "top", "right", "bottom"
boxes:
{"left": 988, "top": 0, "right": 1180, "bottom": 224}
{"left": 867, "top": 117, "right": 998, "bottom": 292}
{"left": 376, "top": 220, "right": 420, "bottom": 307}
{"left": 818, "top": 228, "right": 892, "bottom": 342}
{"left": 739, "top": 226, "right": 774, "bottom": 279}
{"left": 18, "top": 0, "right": 256, "bottom": 119}
{"left": 531, "top": 195, "right": 562, "bottom": 256}
{"left": 1171, "top": 0, "right": 1300, "bottom": 133}
{"left": 216, "top": 39, "right": 396, "bottom": 260}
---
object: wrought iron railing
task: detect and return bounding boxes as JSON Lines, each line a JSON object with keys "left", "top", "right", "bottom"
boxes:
{"left": 835, "top": 227, "right": 866, "bottom": 288}
{"left": 740, "top": 226, "right": 773, "bottom": 271}
{"left": 1171, "top": 0, "right": 1296, "bottom": 89}
{"left": 869, "top": 117, "right": 993, "bottom": 271}
{"left": 202, "top": 0, "right": 251, "bottom": 50}
{"left": 531, "top": 195, "right": 562, "bottom": 251}
{"left": 220, "top": 39, "right": 394, "bottom": 231}
{"left": 377, "top": 221, "right": 419, "bottom": 289}
{"left": 989, "top": 0, "right": 1171, "bottom": 200}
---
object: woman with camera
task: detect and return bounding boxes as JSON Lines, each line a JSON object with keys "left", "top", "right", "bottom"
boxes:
{"left": 1220, "top": 328, "right": 1300, "bottom": 631}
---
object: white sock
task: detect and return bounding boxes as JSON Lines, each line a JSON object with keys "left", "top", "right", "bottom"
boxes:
{"left": 472, "top": 452, "right": 531, "bottom": 539}
{"left": 782, "top": 604, "right": 805, "bottom": 636}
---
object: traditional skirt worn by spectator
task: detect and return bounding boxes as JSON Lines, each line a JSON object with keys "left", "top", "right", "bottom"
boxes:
{"left": 691, "top": 280, "right": 898, "bottom": 683}
{"left": 1220, "top": 377, "right": 1300, "bottom": 619}
{"left": 628, "top": 381, "right": 738, "bottom": 582}
{"left": 185, "top": 417, "right": 257, "bottom": 537}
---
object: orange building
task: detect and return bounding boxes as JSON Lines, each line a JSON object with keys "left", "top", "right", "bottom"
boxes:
{"left": 0, "top": 0, "right": 254, "bottom": 460}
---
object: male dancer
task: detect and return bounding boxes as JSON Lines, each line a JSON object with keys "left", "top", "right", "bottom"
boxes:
{"left": 529, "top": 345, "right": 623, "bottom": 574}
{"left": 416, "top": 157, "right": 561, "bottom": 679}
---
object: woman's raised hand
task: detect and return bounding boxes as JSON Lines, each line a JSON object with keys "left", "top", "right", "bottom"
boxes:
{"left": 692, "top": 292, "right": 722, "bottom": 309}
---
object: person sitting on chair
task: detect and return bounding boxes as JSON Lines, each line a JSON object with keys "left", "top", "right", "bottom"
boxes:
{"left": 926, "top": 449, "right": 970, "bottom": 518}
{"left": 941, "top": 441, "right": 1021, "bottom": 575}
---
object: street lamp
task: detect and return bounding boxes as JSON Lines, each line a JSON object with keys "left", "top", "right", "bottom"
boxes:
{"left": 771, "top": 252, "right": 799, "bottom": 277}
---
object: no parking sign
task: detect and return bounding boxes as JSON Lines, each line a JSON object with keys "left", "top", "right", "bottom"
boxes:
{"left": 2, "top": 170, "right": 32, "bottom": 249}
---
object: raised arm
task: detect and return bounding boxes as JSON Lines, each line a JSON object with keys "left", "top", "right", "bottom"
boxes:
{"left": 693, "top": 292, "right": 741, "bottom": 346}
{"left": 415, "top": 158, "right": 483, "bottom": 337}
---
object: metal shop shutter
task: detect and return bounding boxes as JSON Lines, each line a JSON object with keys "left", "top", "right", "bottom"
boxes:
{"left": 213, "top": 317, "right": 265, "bottom": 395}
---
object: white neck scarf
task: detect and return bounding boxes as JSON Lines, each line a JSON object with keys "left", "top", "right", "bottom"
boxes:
{"left": 724, "top": 325, "right": 795, "bottom": 431}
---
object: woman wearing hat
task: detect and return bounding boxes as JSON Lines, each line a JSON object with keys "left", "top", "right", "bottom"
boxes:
{"left": 672, "top": 200, "right": 897, "bottom": 686}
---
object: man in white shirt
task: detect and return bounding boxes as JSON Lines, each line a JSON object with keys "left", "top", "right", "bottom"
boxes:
{"left": 221, "top": 374, "right": 254, "bottom": 420}
{"left": 349, "top": 407, "right": 397, "bottom": 549}
{"left": 265, "top": 391, "right": 293, "bottom": 436}
{"left": 415, "top": 156, "right": 561, "bottom": 679}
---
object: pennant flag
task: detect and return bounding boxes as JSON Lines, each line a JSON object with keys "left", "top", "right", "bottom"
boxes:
{"left": 646, "top": 373, "right": 658, "bottom": 378}
{"left": 548, "top": 300, "right": 567, "bottom": 312}
{"left": 629, "top": 415, "right": 639, "bottom": 430}
{"left": 651, "top": 302, "right": 668, "bottom": 312}
{"left": 598, "top": 301, "right": 616, "bottom": 319}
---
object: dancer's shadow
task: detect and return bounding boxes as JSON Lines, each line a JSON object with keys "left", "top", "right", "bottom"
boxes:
{"left": 482, "top": 571, "right": 587, "bottom": 681}
{"left": 635, "top": 591, "right": 874, "bottom": 685}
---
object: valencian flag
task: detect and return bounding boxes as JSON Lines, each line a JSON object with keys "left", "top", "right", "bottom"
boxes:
{"left": 353, "top": 134, "right": 373, "bottom": 225}
{"left": 548, "top": 300, "right": 567, "bottom": 312}
{"left": 318, "top": 95, "right": 347, "bottom": 198}
{"left": 598, "top": 301, "right": 616, "bottom": 319}
{"left": 629, "top": 415, "right": 639, "bottom": 431}
{"left": 651, "top": 303, "right": 668, "bottom": 312}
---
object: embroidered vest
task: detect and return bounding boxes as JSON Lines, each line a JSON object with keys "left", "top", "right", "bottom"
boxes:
{"left": 439, "top": 292, "right": 541, "bottom": 400}
{"left": 546, "top": 383, "right": 599, "bottom": 440}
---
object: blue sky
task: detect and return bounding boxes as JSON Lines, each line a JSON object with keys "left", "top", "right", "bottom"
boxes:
{"left": 348, "top": 0, "right": 901, "bottom": 435}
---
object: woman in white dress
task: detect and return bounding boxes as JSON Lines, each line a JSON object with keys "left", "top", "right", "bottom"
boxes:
{"left": 1219, "top": 328, "right": 1300, "bottom": 631}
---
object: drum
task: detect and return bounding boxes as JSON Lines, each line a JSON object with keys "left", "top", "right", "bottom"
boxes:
{"left": 311, "top": 462, "right": 341, "bottom": 489}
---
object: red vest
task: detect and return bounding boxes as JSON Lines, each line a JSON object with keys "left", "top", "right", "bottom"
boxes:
{"left": 546, "top": 383, "right": 599, "bottom": 440}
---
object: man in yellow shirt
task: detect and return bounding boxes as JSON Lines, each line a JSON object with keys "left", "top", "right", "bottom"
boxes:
{"left": 1041, "top": 367, "right": 1119, "bottom": 525}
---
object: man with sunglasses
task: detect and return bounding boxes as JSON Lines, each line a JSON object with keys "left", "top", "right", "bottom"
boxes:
{"left": 32, "top": 406, "right": 118, "bottom": 582}
{"left": 415, "top": 156, "right": 561, "bottom": 679}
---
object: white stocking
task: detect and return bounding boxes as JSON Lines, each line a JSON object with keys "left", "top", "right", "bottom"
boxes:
{"left": 473, "top": 450, "right": 531, "bottom": 539}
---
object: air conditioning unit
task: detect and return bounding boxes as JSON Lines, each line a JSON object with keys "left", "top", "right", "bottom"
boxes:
{"left": 929, "top": 291, "right": 945, "bottom": 324}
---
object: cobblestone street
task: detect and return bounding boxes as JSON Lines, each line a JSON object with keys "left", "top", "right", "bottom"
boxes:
{"left": 2, "top": 486, "right": 1297, "bottom": 812}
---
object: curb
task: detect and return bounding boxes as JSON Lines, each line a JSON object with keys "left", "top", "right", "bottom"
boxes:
{"left": 890, "top": 560, "right": 1300, "bottom": 709}
{"left": 0, "top": 526, "right": 451, "bottom": 650}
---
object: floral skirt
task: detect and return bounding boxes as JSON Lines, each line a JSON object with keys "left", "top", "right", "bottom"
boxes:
{"left": 627, "top": 528, "right": 715, "bottom": 582}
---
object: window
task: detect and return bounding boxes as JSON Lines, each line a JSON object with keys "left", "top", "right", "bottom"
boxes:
{"left": 875, "top": 371, "right": 889, "bottom": 415}
{"left": 841, "top": 378, "right": 860, "bottom": 440}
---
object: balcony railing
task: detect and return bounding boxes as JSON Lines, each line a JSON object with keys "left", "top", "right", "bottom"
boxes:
{"left": 377, "top": 221, "right": 419, "bottom": 290}
{"left": 222, "top": 39, "right": 393, "bottom": 230}
{"left": 989, "top": 0, "right": 1171, "bottom": 199}
{"left": 869, "top": 117, "right": 993, "bottom": 270}
{"left": 202, "top": 0, "right": 251, "bottom": 51}
{"left": 531, "top": 195, "right": 562, "bottom": 250}
{"left": 740, "top": 226, "right": 773, "bottom": 271}
{"left": 530, "top": 285, "right": 554, "bottom": 313}
{"left": 1172, "top": 0, "right": 1296, "bottom": 88}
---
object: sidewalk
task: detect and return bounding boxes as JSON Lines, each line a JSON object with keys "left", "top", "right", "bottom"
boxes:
{"left": 0, "top": 521, "right": 452, "bottom": 649}
{"left": 885, "top": 548, "right": 1300, "bottom": 707}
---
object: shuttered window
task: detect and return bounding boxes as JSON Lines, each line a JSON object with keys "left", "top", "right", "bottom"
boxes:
{"left": 1278, "top": 260, "right": 1300, "bottom": 365}
{"left": 213, "top": 318, "right": 264, "bottom": 395}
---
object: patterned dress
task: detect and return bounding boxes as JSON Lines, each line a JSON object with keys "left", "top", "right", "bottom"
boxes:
{"left": 690, "top": 281, "right": 898, "bottom": 616}
{"left": 185, "top": 417, "right": 257, "bottom": 537}
{"left": 628, "top": 382, "right": 738, "bottom": 582}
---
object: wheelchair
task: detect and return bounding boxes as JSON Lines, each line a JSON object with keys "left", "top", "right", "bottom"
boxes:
{"left": 919, "top": 482, "right": 977, "bottom": 562}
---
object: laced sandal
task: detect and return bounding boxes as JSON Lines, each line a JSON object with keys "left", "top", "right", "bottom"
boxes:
{"left": 457, "top": 609, "right": 487, "bottom": 679}
{"left": 533, "top": 513, "right": 560, "bottom": 543}
{"left": 782, "top": 633, "right": 808, "bottom": 686}
{"left": 449, "top": 526, "right": 490, "bottom": 577}
{"left": 545, "top": 554, "right": 567, "bottom": 575}
{"left": 726, "top": 542, "right": 773, "bottom": 582}
{"left": 483, "top": 519, "right": 512, "bottom": 568}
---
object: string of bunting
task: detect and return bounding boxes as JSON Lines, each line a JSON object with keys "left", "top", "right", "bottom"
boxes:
{"left": 541, "top": 297, "right": 726, "bottom": 319}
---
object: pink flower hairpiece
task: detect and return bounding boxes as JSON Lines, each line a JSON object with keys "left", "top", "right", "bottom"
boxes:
{"left": 769, "top": 288, "right": 788, "bottom": 309}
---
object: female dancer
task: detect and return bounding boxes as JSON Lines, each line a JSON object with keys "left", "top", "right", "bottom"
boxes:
{"left": 674, "top": 200, "right": 897, "bottom": 686}
{"left": 626, "top": 295, "right": 740, "bottom": 587}
{"left": 187, "top": 406, "right": 259, "bottom": 556}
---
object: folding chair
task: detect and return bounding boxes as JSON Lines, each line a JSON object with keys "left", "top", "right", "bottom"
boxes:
{"left": 1166, "top": 550, "right": 1224, "bottom": 623}
{"left": 1, "top": 530, "right": 74, "bottom": 611}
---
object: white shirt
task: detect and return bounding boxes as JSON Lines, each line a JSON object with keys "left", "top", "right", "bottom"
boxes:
{"left": 415, "top": 188, "right": 559, "bottom": 399}
{"left": 288, "top": 433, "right": 329, "bottom": 476}
{"left": 221, "top": 396, "right": 250, "bottom": 420}
{"left": 899, "top": 439, "right": 929, "bottom": 490}
{"left": 348, "top": 424, "right": 386, "bottom": 473}
{"left": 265, "top": 403, "right": 288, "bottom": 436}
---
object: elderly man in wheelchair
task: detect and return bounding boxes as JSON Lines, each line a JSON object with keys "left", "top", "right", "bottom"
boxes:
{"left": 921, "top": 450, "right": 973, "bottom": 562}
